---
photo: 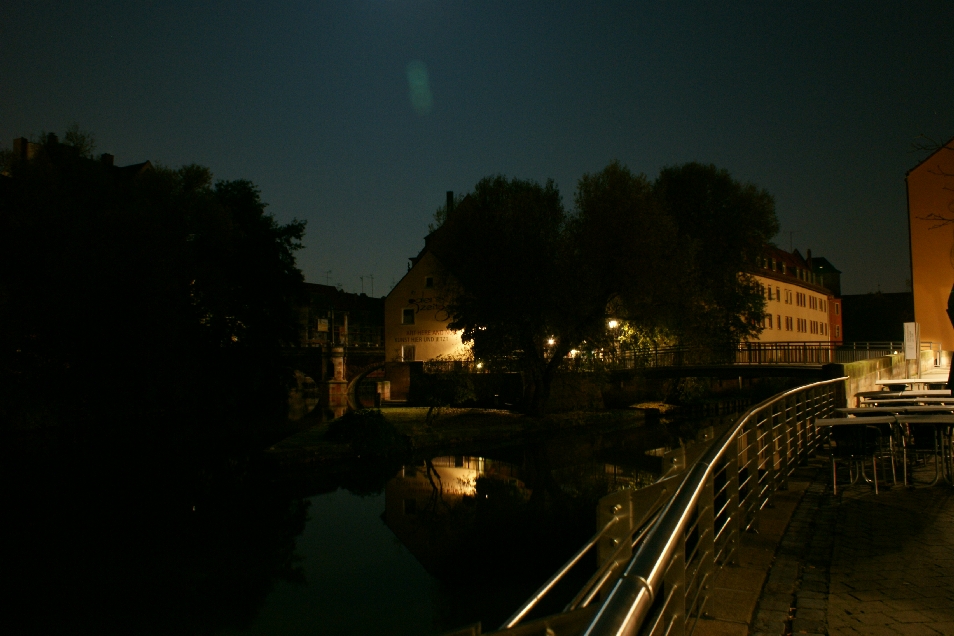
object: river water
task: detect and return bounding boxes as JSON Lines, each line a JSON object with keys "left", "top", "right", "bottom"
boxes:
{"left": 9, "top": 416, "right": 725, "bottom": 636}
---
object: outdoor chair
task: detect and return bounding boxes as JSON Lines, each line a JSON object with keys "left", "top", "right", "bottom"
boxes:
{"left": 816, "top": 416, "right": 898, "bottom": 494}
{"left": 896, "top": 414, "right": 954, "bottom": 486}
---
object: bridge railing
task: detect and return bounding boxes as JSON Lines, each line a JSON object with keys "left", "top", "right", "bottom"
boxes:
{"left": 580, "top": 377, "right": 846, "bottom": 636}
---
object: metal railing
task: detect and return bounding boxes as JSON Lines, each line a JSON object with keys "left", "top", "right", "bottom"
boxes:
{"left": 482, "top": 377, "right": 846, "bottom": 636}
{"left": 580, "top": 377, "right": 845, "bottom": 636}
{"left": 421, "top": 342, "right": 933, "bottom": 377}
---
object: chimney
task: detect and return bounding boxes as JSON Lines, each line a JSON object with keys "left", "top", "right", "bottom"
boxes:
{"left": 446, "top": 191, "right": 454, "bottom": 214}
{"left": 100, "top": 153, "right": 114, "bottom": 166}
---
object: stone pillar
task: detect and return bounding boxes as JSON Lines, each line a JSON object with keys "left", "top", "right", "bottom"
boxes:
{"left": 321, "top": 346, "right": 348, "bottom": 418}
{"left": 331, "top": 346, "right": 345, "bottom": 381}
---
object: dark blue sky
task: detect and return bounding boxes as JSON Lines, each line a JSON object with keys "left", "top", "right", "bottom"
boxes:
{"left": 3, "top": 1, "right": 952, "bottom": 295}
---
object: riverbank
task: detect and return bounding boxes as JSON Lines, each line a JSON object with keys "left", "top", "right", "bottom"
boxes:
{"left": 266, "top": 407, "right": 653, "bottom": 470}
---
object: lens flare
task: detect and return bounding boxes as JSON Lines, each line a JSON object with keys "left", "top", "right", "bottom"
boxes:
{"left": 406, "top": 60, "right": 433, "bottom": 115}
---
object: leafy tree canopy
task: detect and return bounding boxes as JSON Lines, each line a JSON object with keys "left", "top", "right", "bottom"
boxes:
{"left": 428, "top": 161, "right": 778, "bottom": 413}
{"left": 0, "top": 130, "right": 306, "bottom": 452}
{"left": 654, "top": 162, "right": 778, "bottom": 350}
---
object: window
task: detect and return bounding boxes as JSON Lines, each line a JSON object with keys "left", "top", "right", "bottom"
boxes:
{"left": 835, "top": 325, "right": 841, "bottom": 338}
{"left": 766, "top": 314, "right": 773, "bottom": 329}
{"left": 835, "top": 302, "right": 840, "bottom": 316}
{"left": 776, "top": 287, "right": 781, "bottom": 302}
{"left": 771, "top": 258, "right": 777, "bottom": 271}
{"left": 778, "top": 314, "right": 782, "bottom": 329}
{"left": 401, "top": 345, "right": 416, "bottom": 361}
{"left": 782, "top": 263, "right": 787, "bottom": 275}
{"left": 402, "top": 308, "right": 415, "bottom": 325}
{"left": 424, "top": 276, "right": 434, "bottom": 288}
{"left": 767, "top": 286, "right": 773, "bottom": 301}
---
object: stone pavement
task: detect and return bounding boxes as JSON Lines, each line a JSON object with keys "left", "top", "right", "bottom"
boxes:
{"left": 748, "top": 460, "right": 954, "bottom": 636}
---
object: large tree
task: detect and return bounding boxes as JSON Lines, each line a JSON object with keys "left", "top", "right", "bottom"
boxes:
{"left": 429, "top": 162, "right": 777, "bottom": 414}
{"left": 431, "top": 165, "right": 676, "bottom": 413}
{"left": 0, "top": 132, "right": 305, "bottom": 453}
{"left": 653, "top": 162, "right": 778, "bottom": 354}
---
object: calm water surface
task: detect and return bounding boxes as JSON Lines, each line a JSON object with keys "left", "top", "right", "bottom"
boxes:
{"left": 10, "top": 416, "right": 725, "bottom": 635}
{"left": 222, "top": 489, "right": 442, "bottom": 636}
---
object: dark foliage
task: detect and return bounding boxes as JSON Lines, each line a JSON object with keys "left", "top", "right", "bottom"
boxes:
{"left": 429, "top": 162, "right": 777, "bottom": 414}
{"left": 409, "top": 369, "right": 478, "bottom": 408}
{"left": 654, "top": 162, "right": 778, "bottom": 352}
{"left": 325, "top": 409, "right": 408, "bottom": 458}
{"left": 0, "top": 133, "right": 306, "bottom": 458}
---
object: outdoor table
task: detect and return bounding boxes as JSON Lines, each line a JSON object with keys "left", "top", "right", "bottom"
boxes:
{"left": 876, "top": 380, "right": 921, "bottom": 390}
{"left": 856, "top": 391, "right": 907, "bottom": 400}
{"left": 857, "top": 390, "right": 951, "bottom": 398}
{"left": 815, "top": 415, "right": 899, "bottom": 494}
{"left": 892, "top": 414, "right": 954, "bottom": 486}
{"left": 837, "top": 406, "right": 954, "bottom": 417}
{"left": 838, "top": 407, "right": 911, "bottom": 416}
{"left": 861, "top": 397, "right": 954, "bottom": 407}
{"left": 875, "top": 379, "right": 948, "bottom": 392}
{"left": 895, "top": 405, "right": 954, "bottom": 414}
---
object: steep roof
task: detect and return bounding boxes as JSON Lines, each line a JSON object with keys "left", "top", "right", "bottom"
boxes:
{"left": 810, "top": 256, "right": 841, "bottom": 275}
{"left": 905, "top": 135, "right": 954, "bottom": 177}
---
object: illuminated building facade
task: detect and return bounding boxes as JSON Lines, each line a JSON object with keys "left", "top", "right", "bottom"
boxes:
{"left": 384, "top": 250, "right": 467, "bottom": 362}
{"left": 907, "top": 137, "right": 954, "bottom": 351}
{"left": 751, "top": 246, "right": 841, "bottom": 344}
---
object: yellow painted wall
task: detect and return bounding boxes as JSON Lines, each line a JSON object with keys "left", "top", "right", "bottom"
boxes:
{"left": 752, "top": 273, "right": 833, "bottom": 342}
{"left": 383, "top": 251, "right": 468, "bottom": 361}
{"left": 907, "top": 140, "right": 954, "bottom": 351}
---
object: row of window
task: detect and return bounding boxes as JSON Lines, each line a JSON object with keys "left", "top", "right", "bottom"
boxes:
{"left": 759, "top": 257, "right": 818, "bottom": 285}
{"left": 760, "top": 284, "right": 827, "bottom": 312}
{"left": 764, "top": 314, "right": 830, "bottom": 336}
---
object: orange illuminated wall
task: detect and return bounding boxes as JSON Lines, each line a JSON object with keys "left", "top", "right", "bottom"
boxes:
{"left": 907, "top": 137, "right": 954, "bottom": 351}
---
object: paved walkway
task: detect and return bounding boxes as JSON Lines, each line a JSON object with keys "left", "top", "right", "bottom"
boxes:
{"left": 748, "top": 461, "right": 954, "bottom": 636}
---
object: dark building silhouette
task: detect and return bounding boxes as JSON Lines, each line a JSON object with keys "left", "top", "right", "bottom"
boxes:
{"left": 840, "top": 292, "right": 914, "bottom": 342}
{"left": 298, "top": 283, "right": 384, "bottom": 348}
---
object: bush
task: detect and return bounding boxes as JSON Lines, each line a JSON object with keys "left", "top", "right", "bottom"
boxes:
{"left": 324, "top": 409, "right": 407, "bottom": 457}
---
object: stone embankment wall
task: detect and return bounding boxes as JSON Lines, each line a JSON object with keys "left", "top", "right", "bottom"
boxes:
{"left": 826, "top": 349, "right": 950, "bottom": 406}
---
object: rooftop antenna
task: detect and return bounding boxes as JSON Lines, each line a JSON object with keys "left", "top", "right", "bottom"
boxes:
{"left": 367, "top": 274, "right": 374, "bottom": 297}
{"left": 325, "top": 269, "right": 332, "bottom": 285}
{"left": 360, "top": 276, "right": 365, "bottom": 294}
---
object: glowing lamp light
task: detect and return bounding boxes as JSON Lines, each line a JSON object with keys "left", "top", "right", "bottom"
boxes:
{"left": 547, "top": 338, "right": 555, "bottom": 345}
{"left": 476, "top": 362, "right": 483, "bottom": 369}
{"left": 608, "top": 320, "right": 618, "bottom": 329}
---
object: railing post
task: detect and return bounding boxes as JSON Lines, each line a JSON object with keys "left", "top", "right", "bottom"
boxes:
{"left": 723, "top": 450, "right": 741, "bottom": 566}
{"left": 692, "top": 475, "right": 716, "bottom": 626}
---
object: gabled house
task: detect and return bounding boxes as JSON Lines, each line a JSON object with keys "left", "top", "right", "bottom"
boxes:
{"left": 383, "top": 193, "right": 469, "bottom": 363}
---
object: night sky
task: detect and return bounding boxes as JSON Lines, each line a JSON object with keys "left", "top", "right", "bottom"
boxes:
{"left": 2, "top": 1, "right": 952, "bottom": 296}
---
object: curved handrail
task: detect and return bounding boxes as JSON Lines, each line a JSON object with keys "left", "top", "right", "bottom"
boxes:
{"left": 582, "top": 376, "right": 847, "bottom": 636}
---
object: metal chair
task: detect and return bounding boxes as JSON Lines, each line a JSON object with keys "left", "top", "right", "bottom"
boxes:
{"left": 816, "top": 416, "right": 898, "bottom": 494}
{"left": 895, "top": 414, "right": 954, "bottom": 486}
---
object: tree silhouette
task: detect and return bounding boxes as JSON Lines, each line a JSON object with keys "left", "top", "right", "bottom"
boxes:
{"left": 0, "top": 130, "right": 306, "bottom": 456}
{"left": 428, "top": 162, "right": 776, "bottom": 414}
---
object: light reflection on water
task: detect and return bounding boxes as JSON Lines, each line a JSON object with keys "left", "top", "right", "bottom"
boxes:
{"left": 228, "top": 443, "right": 670, "bottom": 635}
